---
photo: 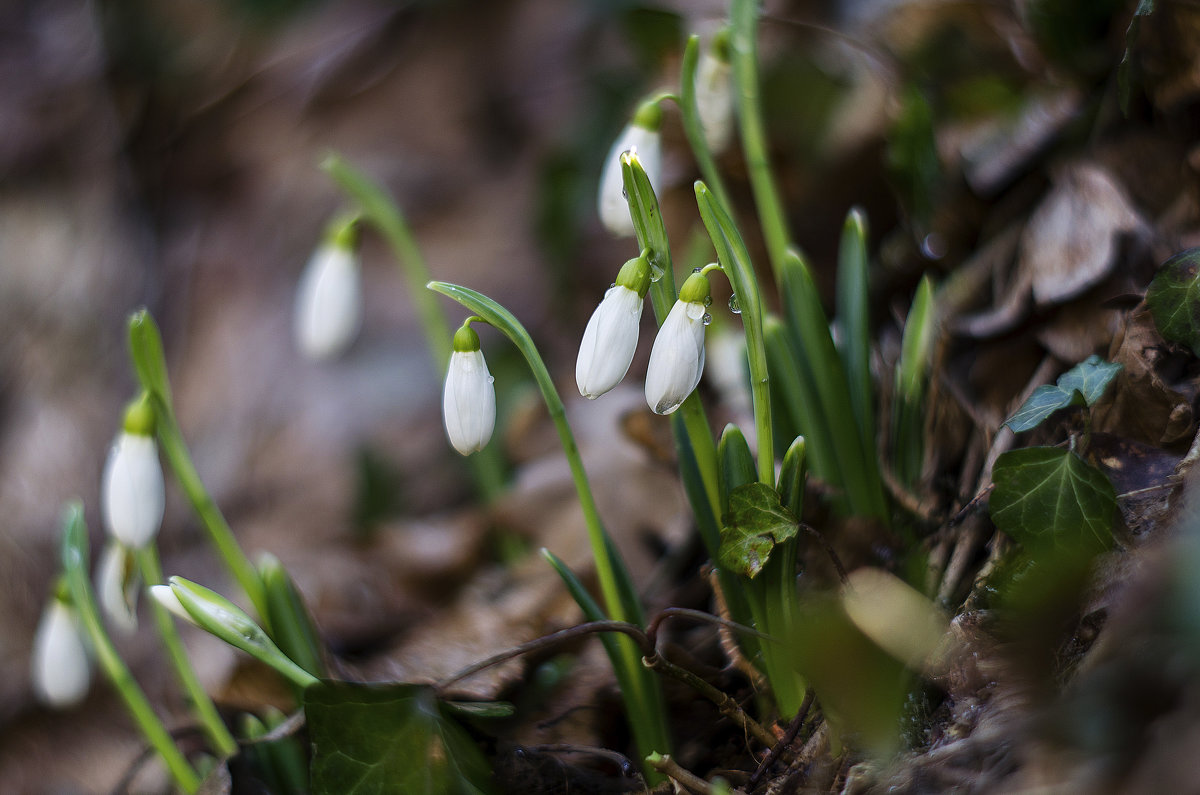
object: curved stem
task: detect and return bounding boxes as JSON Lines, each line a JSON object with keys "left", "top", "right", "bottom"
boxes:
{"left": 138, "top": 546, "right": 238, "bottom": 759}
{"left": 59, "top": 506, "right": 201, "bottom": 794}
{"left": 323, "top": 153, "right": 505, "bottom": 502}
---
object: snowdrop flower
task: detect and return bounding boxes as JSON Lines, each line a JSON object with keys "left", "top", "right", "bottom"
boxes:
{"left": 696, "top": 32, "right": 734, "bottom": 153}
{"left": 102, "top": 395, "right": 164, "bottom": 549}
{"left": 577, "top": 253, "right": 652, "bottom": 399}
{"left": 598, "top": 100, "right": 663, "bottom": 237}
{"left": 294, "top": 219, "right": 362, "bottom": 360}
{"left": 442, "top": 323, "right": 496, "bottom": 456}
{"left": 645, "top": 271, "right": 711, "bottom": 415}
{"left": 31, "top": 596, "right": 91, "bottom": 708}
{"left": 96, "top": 541, "right": 139, "bottom": 634}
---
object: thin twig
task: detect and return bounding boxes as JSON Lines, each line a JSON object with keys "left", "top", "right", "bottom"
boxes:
{"left": 801, "top": 524, "right": 849, "bottom": 585}
{"left": 648, "top": 753, "right": 749, "bottom": 795}
{"left": 749, "top": 689, "right": 814, "bottom": 788}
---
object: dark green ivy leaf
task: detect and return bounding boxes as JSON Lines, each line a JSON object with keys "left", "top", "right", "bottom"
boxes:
{"left": 718, "top": 482, "right": 799, "bottom": 579}
{"left": 305, "top": 682, "right": 493, "bottom": 795}
{"left": 1004, "top": 355, "right": 1122, "bottom": 432}
{"left": 1147, "top": 247, "right": 1200, "bottom": 356}
{"left": 989, "top": 446, "right": 1116, "bottom": 554}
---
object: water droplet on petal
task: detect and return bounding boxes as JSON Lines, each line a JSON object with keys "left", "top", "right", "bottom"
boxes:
{"left": 702, "top": 313, "right": 712, "bottom": 325}
{"left": 703, "top": 295, "right": 713, "bottom": 307}
{"left": 692, "top": 267, "right": 702, "bottom": 273}
{"left": 920, "top": 232, "right": 945, "bottom": 260}
{"left": 487, "top": 376, "right": 495, "bottom": 384}
{"left": 609, "top": 282, "right": 617, "bottom": 289}
{"left": 728, "top": 294, "right": 741, "bottom": 314}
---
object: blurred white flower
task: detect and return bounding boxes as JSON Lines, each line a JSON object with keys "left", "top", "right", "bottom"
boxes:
{"left": 696, "top": 36, "right": 734, "bottom": 153}
{"left": 96, "top": 541, "right": 139, "bottom": 635}
{"left": 148, "top": 584, "right": 195, "bottom": 626}
{"left": 31, "top": 600, "right": 90, "bottom": 708}
{"left": 442, "top": 326, "right": 496, "bottom": 456}
{"left": 294, "top": 243, "right": 362, "bottom": 360}
{"left": 102, "top": 431, "right": 165, "bottom": 549}
{"left": 598, "top": 103, "right": 663, "bottom": 237}
{"left": 645, "top": 273, "right": 711, "bottom": 415}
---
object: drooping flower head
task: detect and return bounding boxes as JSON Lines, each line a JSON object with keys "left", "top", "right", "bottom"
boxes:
{"left": 576, "top": 252, "right": 653, "bottom": 399}
{"left": 442, "top": 322, "right": 496, "bottom": 456}
{"left": 294, "top": 216, "right": 362, "bottom": 361}
{"left": 696, "top": 30, "right": 734, "bottom": 153}
{"left": 645, "top": 270, "right": 711, "bottom": 415}
{"left": 598, "top": 99, "right": 663, "bottom": 237}
{"left": 31, "top": 588, "right": 91, "bottom": 709}
{"left": 101, "top": 393, "right": 165, "bottom": 549}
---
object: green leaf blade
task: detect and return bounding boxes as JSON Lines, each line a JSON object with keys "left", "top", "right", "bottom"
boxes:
{"left": 989, "top": 447, "right": 1116, "bottom": 554}
{"left": 1147, "top": 247, "right": 1200, "bottom": 356}
{"left": 1056, "top": 354, "right": 1122, "bottom": 406}
{"left": 718, "top": 482, "right": 799, "bottom": 579}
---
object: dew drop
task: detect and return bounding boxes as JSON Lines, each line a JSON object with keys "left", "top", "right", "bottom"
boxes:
{"left": 728, "top": 294, "right": 741, "bottom": 314}
{"left": 703, "top": 295, "right": 713, "bottom": 307}
{"left": 487, "top": 376, "right": 495, "bottom": 384}
{"left": 649, "top": 262, "right": 665, "bottom": 282}
{"left": 692, "top": 267, "right": 702, "bottom": 273}
{"left": 609, "top": 282, "right": 617, "bottom": 289}
{"left": 702, "top": 313, "right": 712, "bottom": 325}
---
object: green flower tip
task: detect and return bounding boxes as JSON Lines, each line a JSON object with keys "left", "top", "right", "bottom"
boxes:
{"left": 678, "top": 270, "right": 710, "bottom": 304}
{"left": 121, "top": 392, "right": 156, "bottom": 437}
{"left": 632, "top": 98, "right": 663, "bottom": 131}
{"left": 845, "top": 205, "right": 867, "bottom": 237}
{"left": 327, "top": 214, "right": 360, "bottom": 251}
{"left": 710, "top": 29, "right": 732, "bottom": 62}
{"left": 452, "top": 324, "right": 481, "bottom": 353}
{"left": 615, "top": 252, "right": 653, "bottom": 297}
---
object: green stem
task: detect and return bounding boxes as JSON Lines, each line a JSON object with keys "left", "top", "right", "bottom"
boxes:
{"left": 127, "top": 311, "right": 268, "bottom": 623}
{"left": 138, "top": 546, "right": 239, "bottom": 759}
{"left": 322, "top": 153, "right": 505, "bottom": 502}
{"left": 59, "top": 505, "right": 201, "bottom": 794}
{"left": 695, "top": 183, "right": 773, "bottom": 486}
{"left": 154, "top": 406, "right": 269, "bottom": 622}
{"left": 730, "top": 0, "right": 792, "bottom": 280}
{"left": 677, "top": 35, "right": 734, "bottom": 214}
{"left": 427, "top": 282, "right": 669, "bottom": 767}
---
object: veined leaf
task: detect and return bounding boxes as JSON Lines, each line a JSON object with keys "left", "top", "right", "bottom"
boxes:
{"left": 1004, "top": 355, "right": 1122, "bottom": 432}
{"left": 989, "top": 447, "right": 1116, "bottom": 554}
{"left": 718, "top": 482, "right": 799, "bottom": 579}
{"left": 305, "top": 682, "right": 493, "bottom": 795}
{"left": 1147, "top": 247, "right": 1200, "bottom": 356}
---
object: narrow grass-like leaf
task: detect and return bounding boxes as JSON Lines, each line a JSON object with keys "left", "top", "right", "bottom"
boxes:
{"left": 260, "top": 553, "right": 327, "bottom": 678}
{"left": 836, "top": 208, "right": 875, "bottom": 457}
{"left": 777, "top": 436, "right": 807, "bottom": 519}
{"left": 677, "top": 35, "right": 732, "bottom": 213}
{"left": 718, "top": 424, "right": 757, "bottom": 517}
{"left": 621, "top": 152, "right": 675, "bottom": 305}
{"left": 128, "top": 309, "right": 173, "bottom": 405}
{"left": 891, "top": 275, "right": 937, "bottom": 487}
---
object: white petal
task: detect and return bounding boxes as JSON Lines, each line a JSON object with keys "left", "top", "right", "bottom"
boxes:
{"left": 443, "top": 350, "right": 496, "bottom": 455}
{"left": 645, "top": 300, "right": 707, "bottom": 415}
{"left": 96, "top": 541, "right": 139, "bottom": 635}
{"left": 102, "top": 433, "right": 165, "bottom": 549}
{"left": 31, "top": 601, "right": 90, "bottom": 708}
{"left": 696, "top": 51, "right": 734, "bottom": 153}
{"left": 148, "top": 584, "right": 195, "bottom": 626}
{"left": 294, "top": 245, "right": 362, "bottom": 360}
{"left": 597, "top": 125, "right": 662, "bottom": 237}
{"left": 576, "top": 285, "right": 643, "bottom": 399}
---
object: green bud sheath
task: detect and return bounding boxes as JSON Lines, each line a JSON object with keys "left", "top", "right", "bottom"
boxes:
{"left": 615, "top": 252, "right": 653, "bottom": 298}
{"left": 452, "top": 324, "right": 481, "bottom": 353}
{"left": 678, "top": 271, "right": 711, "bottom": 304}
{"left": 121, "top": 393, "right": 156, "bottom": 437}
{"left": 632, "top": 98, "right": 663, "bottom": 131}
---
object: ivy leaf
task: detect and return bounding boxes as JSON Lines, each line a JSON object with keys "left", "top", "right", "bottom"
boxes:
{"left": 1056, "top": 355, "right": 1123, "bottom": 405}
{"left": 1147, "top": 247, "right": 1200, "bottom": 356}
{"left": 718, "top": 483, "right": 798, "bottom": 579}
{"left": 989, "top": 447, "right": 1116, "bottom": 554}
{"left": 305, "top": 682, "right": 493, "bottom": 795}
{"left": 1004, "top": 355, "right": 1122, "bottom": 432}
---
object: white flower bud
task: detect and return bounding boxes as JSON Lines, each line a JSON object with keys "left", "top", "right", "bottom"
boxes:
{"left": 148, "top": 583, "right": 195, "bottom": 626}
{"left": 598, "top": 103, "right": 663, "bottom": 237}
{"left": 102, "top": 432, "right": 165, "bottom": 549}
{"left": 31, "top": 600, "right": 90, "bottom": 708}
{"left": 645, "top": 272, "right": 711, "bottom": 415}
{"left": 96, "top": 541, "right": 139, "bottom": 635}
{"left": 294, "top": 242, "right": 362, "bottom": 361}
{"left": 442, "top": 326, "right": 496, "bottom": 456}
{"left": 577, "top": 285, "right": 644, "bottom": 399}
{"left": 696, "top": 38, "right": 734, "bottom": 153}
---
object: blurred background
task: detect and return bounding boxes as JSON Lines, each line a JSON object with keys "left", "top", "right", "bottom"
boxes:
{"left": 2, "top": 0, "right": 1197, "bottom": 791}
